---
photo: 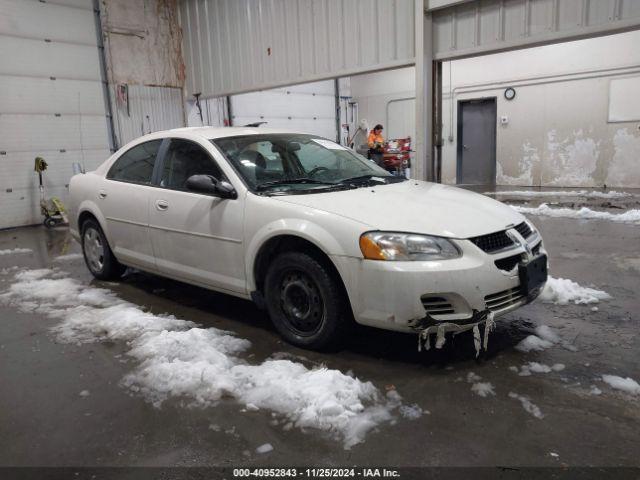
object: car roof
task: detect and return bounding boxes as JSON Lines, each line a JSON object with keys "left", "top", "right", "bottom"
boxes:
{"left": 148, "top": 126, "right": 316, "bottom": 141}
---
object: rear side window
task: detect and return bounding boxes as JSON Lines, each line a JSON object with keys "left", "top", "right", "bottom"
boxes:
{"left": 107, "top": 140, "right": 162, "bottom": 184}
{"left": 159, "top": 139, "right": 225, "bottom": 191}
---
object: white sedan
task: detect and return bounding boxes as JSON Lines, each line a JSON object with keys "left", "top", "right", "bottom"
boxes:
{"left": 68, "top": 127, "right": 547, "bottom": 350}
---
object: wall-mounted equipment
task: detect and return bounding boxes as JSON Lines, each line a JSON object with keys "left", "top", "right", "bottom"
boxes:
{"left": 504, "top": 87, "right": 516, "bottom": 101}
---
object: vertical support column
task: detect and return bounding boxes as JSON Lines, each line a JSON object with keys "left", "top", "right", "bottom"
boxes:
{"left": 93, "top": 0, "right": 118, "bottom": 152}
{"left": 433, "top": 60, "right": 443, "bottom": 183}
{"left": 334, "top": 78, "right": 341, "bottom": 143}
{"left": 414, "top": 0, "right": 434, "bottom": 181}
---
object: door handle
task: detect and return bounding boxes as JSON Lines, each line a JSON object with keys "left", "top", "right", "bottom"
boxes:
{"left": 155, "top": 200, "right": 169, "bottom": 211}
{"left": 463, "top": 144, "right": 469, "bottom": 150}
{"left": 98, "top": 190, "right": 107, "bottom": 199}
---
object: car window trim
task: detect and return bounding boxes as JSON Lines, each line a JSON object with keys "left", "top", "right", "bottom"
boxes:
{"left": 152, "top": 137, "right": 234, "bottom": 196}
{"left": 105, "top": 138, "right": 163, "bottom": 186}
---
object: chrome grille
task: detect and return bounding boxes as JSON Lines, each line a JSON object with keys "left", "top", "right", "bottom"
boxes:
{"left": 515, "top": 221, "right": 533, "bottom": 239}
{"left": 469, "top": 230, "right": 513, "bottom": 253}
{"left": 484, "top": 287, "right": 524, "bottom": 311}
{"left": 421, "top": 296, "right": 455, "bottom": 315}
{"left": 495, "top": 253, "right": 522, "bottom": 272}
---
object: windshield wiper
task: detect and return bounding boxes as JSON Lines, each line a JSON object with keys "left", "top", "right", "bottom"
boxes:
{"left": 337, "top": 174, "right": 392, "bottom": 185}
{"left": 339, "top": 174, "right": 409, "bottom": 185}
{"left": 255, "top": 178, "right": 333, "bottom": 191}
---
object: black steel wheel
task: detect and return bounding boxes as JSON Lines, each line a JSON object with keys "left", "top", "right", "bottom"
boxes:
{"left": 264, "top": 251, "right": 350, "bottom": 350}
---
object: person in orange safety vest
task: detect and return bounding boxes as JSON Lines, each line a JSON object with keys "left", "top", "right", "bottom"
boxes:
{"left": 367, "top": 124, "right": 384, "bottom": 167}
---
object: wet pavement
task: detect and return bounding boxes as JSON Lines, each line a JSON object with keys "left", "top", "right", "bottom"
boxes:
{"left": 0, "top": 199, "right": 639, "bottom": 468}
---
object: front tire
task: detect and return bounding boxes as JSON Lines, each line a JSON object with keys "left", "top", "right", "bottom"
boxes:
{"left": 81, "top": 219, "right": 125, "bottom": 280}
{"left": 264, "top": 252, "right": 350, "bottom": 350}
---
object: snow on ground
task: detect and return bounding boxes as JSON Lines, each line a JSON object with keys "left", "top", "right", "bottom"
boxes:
{"left": 517, "top": 362, "right": 565, "bottom": 376}
{"left": 471, "top": 382, "right": 496, "bottom": 397}
{"left": 399, "top": 404, "right": 425, "bottom": 419}
{"left": 511, "top": 203, "right": 640, "bottom": 224}
{"left": 601, "top": 375, "right": 640, "bottom": 395}
{"left": 515, "top": 325, "right": 567, "bottom": 353}
{"left": 541, "top": 276, "right": 611, "bottom": 305}
{"left": 0, "top": 268, "right": 418, "bottom": 449}
{"left": 465, "top": 372, "right": 495, "bottom": 397}
{"left": 508, "top": 392, "right": 544, "bottom": 419}
{"left": 486, "top": 190, "right": 631, "bottom": 199}
{"left": 256, "top": 443, "right": 274, "bottom": 454}
{"left": 0, "top": 248, "right": 32, "bottom": 256}
{"left": 53, "top": 253, "right": 84, "bottom": 262}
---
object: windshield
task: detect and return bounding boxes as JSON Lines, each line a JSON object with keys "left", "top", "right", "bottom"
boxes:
{"left": 211, "top": 134, "right": 403, "bottom": 193}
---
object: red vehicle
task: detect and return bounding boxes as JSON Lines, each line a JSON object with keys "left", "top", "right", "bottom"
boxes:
{"left": 382, "top": 137, "right": 412, "bottom": 176}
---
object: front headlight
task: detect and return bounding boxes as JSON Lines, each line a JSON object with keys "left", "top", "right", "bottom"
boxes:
{"left": 359, "top": 232, "right": 461, "bottom": 261}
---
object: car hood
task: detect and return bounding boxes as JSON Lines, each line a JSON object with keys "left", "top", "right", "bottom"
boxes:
{"left": 271, "top": 180, "right": 525, "bottom": 238}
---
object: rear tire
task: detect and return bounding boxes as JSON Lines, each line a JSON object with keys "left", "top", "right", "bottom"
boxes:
{"left": 264, "top": 252, "right": 350, "bottom": 350}
{"left": 81, "top": 219, "right": 125, "bottom": 280}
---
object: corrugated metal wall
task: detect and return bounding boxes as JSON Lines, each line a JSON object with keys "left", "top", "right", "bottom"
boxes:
{"left": 432, "top": 0, "right": 640, "bottom": 60}
{"left": 178, "top": 0, "right": 416, "bottom": 98}
{"left": 0, "top": 0, "right": 111, "bottom": 229}
{"left": 111, "top": 85, "right": 185, "bottom": 147}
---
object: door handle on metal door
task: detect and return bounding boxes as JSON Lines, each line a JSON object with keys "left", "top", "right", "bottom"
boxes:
{"left": 98, "top": 190, "right": 107, "bottom": 199}
{"left": 155, "top": 200, "right": 169, "bottom": 211}
{"left": 463, "top": 144, "right": 469, "bottom": 150}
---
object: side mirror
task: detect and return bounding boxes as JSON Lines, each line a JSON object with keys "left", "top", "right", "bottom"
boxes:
{"left": 185, "top": 175, "right": 237, "bottom": 199}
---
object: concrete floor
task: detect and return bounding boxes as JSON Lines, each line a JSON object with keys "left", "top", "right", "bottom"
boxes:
{"left": 1, "top": 198, "right": 639, "bottom": 468}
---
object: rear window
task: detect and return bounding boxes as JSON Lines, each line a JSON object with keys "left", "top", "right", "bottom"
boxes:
{"left": 107, "top": 140, "right": 162, "bottom": 184}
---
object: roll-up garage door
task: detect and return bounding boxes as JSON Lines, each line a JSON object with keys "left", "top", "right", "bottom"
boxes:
{"left": 0, "top": 0, "right": 111, "bottom": 229}
{"left": 230, "top": 80, "right": 337, "bottom": 140}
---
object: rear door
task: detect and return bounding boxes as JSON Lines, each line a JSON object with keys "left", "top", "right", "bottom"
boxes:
{"left": 147, "top": 138, "right": 246, "bottom": 294}
{"left": 99, "top": 139, "right": 162, "bottom": 270}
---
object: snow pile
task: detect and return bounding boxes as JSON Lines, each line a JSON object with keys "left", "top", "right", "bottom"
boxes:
{"left": 487, "top": 190, "right": 631, "bottom": 199}
{"left": 601, "top": 375, "right": 640, "bottom": 395}
{"left": 53, "top": 253, "right": 84, "bottom": 262}
{"left": 515, "top": 325, "right": 562, "bottom": 353}
{"left": 541, "top": 276, "right": 611, "bottom": 305}
{"left": 0, "top": 248, "right": 32, "bottom": 256}
{"left": 517, "top": 362, "right": 565, "bottom": 376}
{"left": 508, "top": 392, "right": 544, "bottom": 419}
{"left": 0, "top": 269, "right": 412, "bottom": 449}
{"left": 511, "top": 203, "right": 640, "bottom": 224}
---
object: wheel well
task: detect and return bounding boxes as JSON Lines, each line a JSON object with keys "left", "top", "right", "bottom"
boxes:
{"left": 253, "top": 235, "right": 352, "bottom": 310}
{"left": 78, "top": 211, "right": 98, "bottom": 232}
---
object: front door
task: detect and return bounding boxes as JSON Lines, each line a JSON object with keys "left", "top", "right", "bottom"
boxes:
{"left": 457, "top": 98, "right": 497, "bottom": 185}
{"left": 147, "top": 138, "right": 246, "bottom": 294}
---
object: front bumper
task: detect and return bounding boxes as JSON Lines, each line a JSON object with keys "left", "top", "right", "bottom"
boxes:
{"left": 332, "top": 234, "right": 546, "bottom": 333}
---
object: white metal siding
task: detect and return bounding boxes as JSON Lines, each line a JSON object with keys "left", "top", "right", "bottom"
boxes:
{"left": 0, "top": 0, "right": 110, "bottom": 229}
{"left": 179, "top": 0, "right": 416, "bottom": 98}
{"left": 110, "top": 85, "right": 185, "bottom": 147}
{"left": 230, "top": 80, "right": 337, "bottom": 139}
{"left": 432, "top": 0, "right": 640, "bottom": 60}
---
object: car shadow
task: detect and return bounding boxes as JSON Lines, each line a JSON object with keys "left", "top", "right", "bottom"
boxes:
{"left": 97, "top": 270, "right": 536, "bottom": 368}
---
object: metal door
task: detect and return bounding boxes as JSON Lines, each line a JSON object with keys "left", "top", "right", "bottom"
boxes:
{"left": 457, "top": 98, "right": 497, "bottom": 185}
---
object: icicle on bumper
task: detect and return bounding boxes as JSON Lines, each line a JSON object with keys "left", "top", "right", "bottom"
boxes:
{"left": 416, "top": 310, "right": 495, "bottom": 357}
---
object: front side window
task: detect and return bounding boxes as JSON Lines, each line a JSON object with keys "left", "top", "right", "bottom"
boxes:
{"left": 159, "top": 139, "right": 225, "bottom": 191}
{"left": 212, "top": 134, "right": 400, "bottom": 194}
{"left": 107, "top": 140, "right": 162, "bottom": 184}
